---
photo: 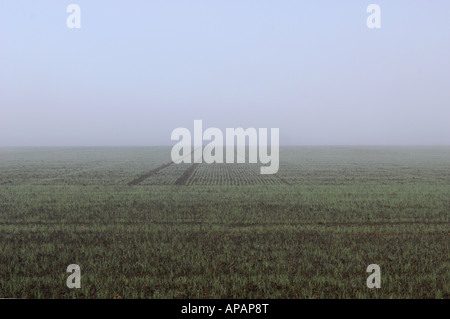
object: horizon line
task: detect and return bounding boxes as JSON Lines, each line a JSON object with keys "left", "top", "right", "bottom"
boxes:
{"left": 1, "top": 144, "right": 450, "bottom": 148}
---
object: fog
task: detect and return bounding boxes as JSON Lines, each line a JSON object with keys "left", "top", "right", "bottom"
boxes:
{"left": 1, "top": 0, "right": 449, "bottom": 146}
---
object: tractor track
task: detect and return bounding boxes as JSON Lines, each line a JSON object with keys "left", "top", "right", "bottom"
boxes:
{"left": 174, "top": 163, "right": 200, "bottom": 185}
{"left": 128, "top": 147, "right": 203, "bottom": 185}
{"left": 128, "top": 162, "right": 173, "bottom": 185}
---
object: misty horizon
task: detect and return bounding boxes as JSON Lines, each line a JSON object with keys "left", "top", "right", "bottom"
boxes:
{"left": 1, "top": 1, "right": 449, "bottom": 147}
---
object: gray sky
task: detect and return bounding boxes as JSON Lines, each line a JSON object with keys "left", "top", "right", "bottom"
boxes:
{"left": 1, "top": 0, "right": 449, "bottom": 146}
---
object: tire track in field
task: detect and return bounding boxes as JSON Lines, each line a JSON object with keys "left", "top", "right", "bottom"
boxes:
{"left": 128, "top": 162, "right": 174, "bottom": 185}
{"left": 174, "top": 163, "right": 200, "bottom": 185}
{"left": 128, "top": 147, "right": 203, "bottom": 185}
{"left": 174, "top": 146, "right": 207, "bottom": 185}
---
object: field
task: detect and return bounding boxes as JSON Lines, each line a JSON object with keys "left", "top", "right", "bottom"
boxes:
{"left": 0, "top": 146, "right": 449, "bottom": 298}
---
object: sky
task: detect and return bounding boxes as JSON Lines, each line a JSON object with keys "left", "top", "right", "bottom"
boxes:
{"left": 0, "top": 0, "right": 449, "bottom": 146}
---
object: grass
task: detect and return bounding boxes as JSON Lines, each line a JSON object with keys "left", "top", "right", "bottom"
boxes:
{"left": 0, "top": 146, "right": 449, "bottom": 298}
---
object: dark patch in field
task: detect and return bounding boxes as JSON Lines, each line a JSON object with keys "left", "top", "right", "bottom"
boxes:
{"left": 175, "top": 163, "right": 200, "bottom": 185}
{"left": 128, "top": 162, "right": 173, "bottom": 185}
